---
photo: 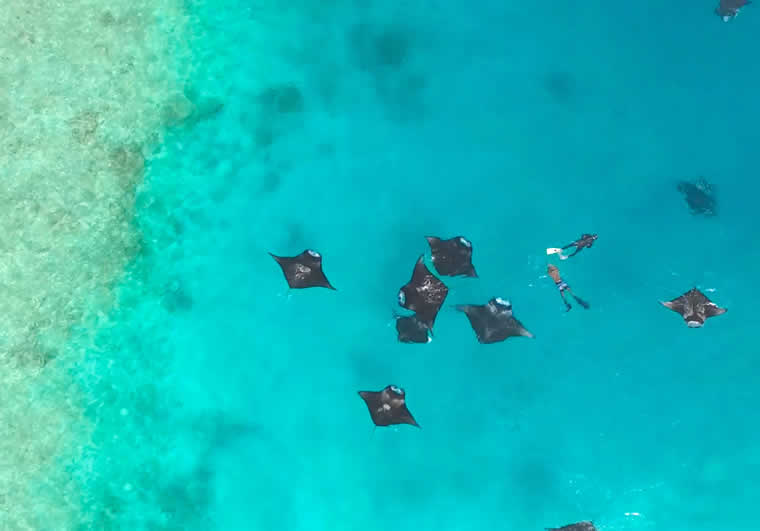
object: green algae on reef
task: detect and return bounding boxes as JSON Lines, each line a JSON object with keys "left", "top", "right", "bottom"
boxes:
{"left": 0, "top": 0, "right": 194, "bottom": 527}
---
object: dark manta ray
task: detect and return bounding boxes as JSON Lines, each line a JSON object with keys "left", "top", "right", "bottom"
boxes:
{"left": 456, "top": 297, "right": 534, "bottom": 344}
{"left": 358, "top": 385, "right": 420, "bottom": 428}
{"left": 546, "top": 522, "right": 597, "bottom": 531}
{"left": 398, "top": 255, "right": 448, "bottom": 326}
{"left": 395, "top": 314, "right": 432, "bottom": 344}
{"left": 269, "top": 249, "right": 336, "bottom": 289}
{"left": 716, "top": 0, "right": 751, "bottom": 21}
{"left": 677, "top": 177, "right": 716, "bottom": 216}
{"left": 661, "top": 287, "right": 727, "bottom": 328}
{"left": 425, "top": 235, "right": 477, "bottom": 277}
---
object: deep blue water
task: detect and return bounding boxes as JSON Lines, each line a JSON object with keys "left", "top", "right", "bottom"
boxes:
{"left": 61, "top": 1, "right": 760, "bottom": 529}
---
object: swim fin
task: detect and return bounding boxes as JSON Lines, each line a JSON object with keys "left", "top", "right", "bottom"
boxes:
{"left": 547, "top": 247, "right": 569, "bottom": 260}
{"left": 573, "top": 295, "right": 590, "bottom": 309}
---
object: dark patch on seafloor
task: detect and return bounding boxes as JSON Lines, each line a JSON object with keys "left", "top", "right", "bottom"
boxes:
{"left": 347, "top": 22, "right": 428, "bottom": 122}
{"left": 161, "top": 281, "right": 194, "bottom": 312}
{"left": 543, "top": 71, "right": 577, "bottom": 105}
{"left": 68, "top": 110, "right": 101, "bottom": 144}
{"left": 248, "top": 83, "right": 306, "bottom": 160}
{"left": 258, "top": 84, "right": 304, "bottom": 114}
{"left": 350, "top": 23, "right": 412, "bottom": 71}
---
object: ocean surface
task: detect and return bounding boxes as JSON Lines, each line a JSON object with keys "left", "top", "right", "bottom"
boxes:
{"left": 2, "top": 0, "right": 759, "bottom": 529}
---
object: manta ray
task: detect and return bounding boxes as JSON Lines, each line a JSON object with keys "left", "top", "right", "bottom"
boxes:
{"left": 661, "top": 287, "right": 727, "bottom": 327}
{"left": 269, "top": 249, "right": 336, "bottom": 290}
{"left": 456, "top": 297, "right": 534, "bottom": 343}
{"left": 546, "top": 522, "right": 597, "bottom": 531}
{"left": 358, "top": 385, "right": 420, "bottom": 428}
{"left": 716, "top": 0, "right": 751, "bottom": 21}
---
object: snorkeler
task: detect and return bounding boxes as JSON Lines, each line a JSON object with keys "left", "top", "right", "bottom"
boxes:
{"left": 546, "top": 234, "right": 597, "bottom": 260}
{"left": 547, "top": 264, "right": 589, "bottom": 312}
{"left": 561, "top": 233, "right": 597, "bottom": 258}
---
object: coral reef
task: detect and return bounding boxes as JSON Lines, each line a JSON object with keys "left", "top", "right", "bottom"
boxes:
{"left": 0, "top": 0, "right": 194, "bottom": 526}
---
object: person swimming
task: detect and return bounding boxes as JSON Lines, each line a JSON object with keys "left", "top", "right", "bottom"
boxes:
{"left": 547, "top": 264, "right": 589, "bottom": 312}
{"left": 560, "top": 233, "right": 597, "bottom": 258}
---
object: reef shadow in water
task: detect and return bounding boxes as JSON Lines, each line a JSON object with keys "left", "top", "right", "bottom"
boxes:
{"left": 543, "top": 70, "right": 577, "bottom": 105}
{"left": 162, "top": 87, "right": 225, "bottom": 130}
{"left": 255, "top": 170, "right": 282, "bottom": 196}
{"left": 161, "top": 279, "right": 194, "bottom": 312}
{"left": 146, "top": 414, "right": 262, "bottom": 529}
{"left": 350, "top": 22, "right": 412, "bottom": 71}
{"left": 346, "top": 22, "right": 428, "bottom": 122}
{"left": 258, "top": 83, "right": 304, "bottom": 114}
{"left": 247, "top": 82, "right": 306, "bottom": 152}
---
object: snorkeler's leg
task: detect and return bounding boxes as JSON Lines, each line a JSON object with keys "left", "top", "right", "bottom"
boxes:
{"left": 565, "top": 247, "right": 581, "bottom": 257}
{"left": 561, "top": 242, "right": 576, "bottom": 250}
{"left": 570, "top": 290, "right": 590, "bottom": 309}
{"left": 560, "top": 291, "right": 572, "bottom": 311}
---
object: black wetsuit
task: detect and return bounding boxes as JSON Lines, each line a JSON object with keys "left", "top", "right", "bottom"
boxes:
{"left": 561, "top": 233, "right": 597, "bottom": 258}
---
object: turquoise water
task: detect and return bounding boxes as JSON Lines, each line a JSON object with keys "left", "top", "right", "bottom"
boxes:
{"left": 54, "top": 1, "right": 760, "bottom": 529}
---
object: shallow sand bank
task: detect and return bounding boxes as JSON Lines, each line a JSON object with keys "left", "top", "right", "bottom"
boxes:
{"left": 0, "top": 1, "right": 196, "bottom": 526}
